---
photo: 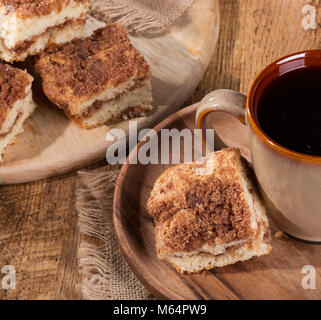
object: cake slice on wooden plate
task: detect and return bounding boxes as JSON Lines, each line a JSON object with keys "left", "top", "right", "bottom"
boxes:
{"left": 0, "top": 64, "right": 36, "bottom": 161}
{"left": 34, "top": 23, "right": 152, "bottom": 129}
{"left": 147, "top": 148, "right": 272, "bottom": 273}
{"left": 0, "top": 0, "right": 89, "bottom": 62}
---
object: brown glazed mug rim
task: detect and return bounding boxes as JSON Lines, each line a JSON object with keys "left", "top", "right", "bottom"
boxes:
{"left": 246, "top": 49, "right": 321, "bottom": 163}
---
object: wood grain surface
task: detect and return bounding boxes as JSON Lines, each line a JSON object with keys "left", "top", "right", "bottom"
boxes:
{"left": 1, "top": 0, "right": 321, "bottom": 299}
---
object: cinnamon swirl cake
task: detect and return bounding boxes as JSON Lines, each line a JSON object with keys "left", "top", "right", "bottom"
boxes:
{"left": 147, "top": 149, "right": 272, "bottom": 273}
{"left": 0, "top": 0, "right": 89, "bottom": 62}
{"left": 34, "top": 23, "right": 152, "bottom": 129}
{"left": 0, "top": 64, "right": 36, "bottom": 160}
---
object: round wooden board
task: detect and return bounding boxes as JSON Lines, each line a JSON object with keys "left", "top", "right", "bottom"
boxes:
{"left": 0, "top": 0, "right": 220, "bottom": 185}
{"left": 114, "top": 103, "right": 321, "bottom": 300}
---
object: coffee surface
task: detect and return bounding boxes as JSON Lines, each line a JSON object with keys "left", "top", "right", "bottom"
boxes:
{"left": 257, "top": 66, "right": 321, "bottom": 156}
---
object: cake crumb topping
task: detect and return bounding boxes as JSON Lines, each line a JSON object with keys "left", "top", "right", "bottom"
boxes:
{"left": 147, "top": 149, "right": 255, "bottom": 254}
{"left": 0, "top": 64, "right": 32, "bottom": 128}
{"left": 1, "top": 0, "right": 88, "bottom": 18}
{"left": 34, "top": 23, "right": 151, "bottom": 113}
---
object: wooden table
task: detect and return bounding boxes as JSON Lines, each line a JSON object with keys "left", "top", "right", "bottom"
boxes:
{"left": 1, "top": 0, "right": 321, "bottom": 300}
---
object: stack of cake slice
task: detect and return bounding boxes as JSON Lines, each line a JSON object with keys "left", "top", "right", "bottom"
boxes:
{"left": 34, "top": 23, "right": 152, "bottom": 129}
{"left": 0, "top": 1, "right": 152, "bottom": 160}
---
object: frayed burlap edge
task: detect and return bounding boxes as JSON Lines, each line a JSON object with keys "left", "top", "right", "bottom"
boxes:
{"left": 90, "top": 0, "right": 194, "bottom": 34}
{"left": 76, "top": 169, "right": 153, "bottom": 300}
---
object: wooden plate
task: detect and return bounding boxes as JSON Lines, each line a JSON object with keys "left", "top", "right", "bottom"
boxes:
{"left": 0, "top": 0, "right": 220, "bottom": 184}
{"left": 114, "top": 103, "right": 321, "bottom": 300}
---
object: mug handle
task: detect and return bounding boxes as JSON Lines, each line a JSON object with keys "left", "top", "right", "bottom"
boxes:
{"left": 195, "top": 89, "right": 251, "bottom": 161}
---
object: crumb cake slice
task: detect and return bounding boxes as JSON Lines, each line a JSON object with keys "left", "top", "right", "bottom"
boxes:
{"left": 147, "top": 148, "right": 272, "bottom": 273}
{"left": 34, "top": 23, "right": 152, "bottom": 129}
{"left": 0, "top": 0, "right": 89, "bottom": 62}
{"left": 0, "top": 64, "right": 36, "bottom": 160}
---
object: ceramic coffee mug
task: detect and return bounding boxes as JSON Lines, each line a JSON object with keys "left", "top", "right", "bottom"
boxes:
{"left": 196, "top": 50, "right": 321, "bottom": 242}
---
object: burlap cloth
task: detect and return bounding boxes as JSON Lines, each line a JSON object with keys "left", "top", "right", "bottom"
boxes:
{"left": 90, "top": 0, "right": 194, "bottom": 34}
{"left": 76, "top": 1, "right": 194, "bottom": 300}
{"left": 76, "top": 168, "right": 154, "bottom": 300}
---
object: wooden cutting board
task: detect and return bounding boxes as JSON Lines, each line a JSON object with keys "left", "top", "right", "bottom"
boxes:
{"left": 113, "top": 103, "right": 321, "bottom": 300}
{"left": 0, "top": 0, "right": 219, "bottom": 184}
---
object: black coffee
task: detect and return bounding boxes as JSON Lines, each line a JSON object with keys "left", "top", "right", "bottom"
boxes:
{"left": 257, "top": 66, "right": 321, "bottom": 156}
